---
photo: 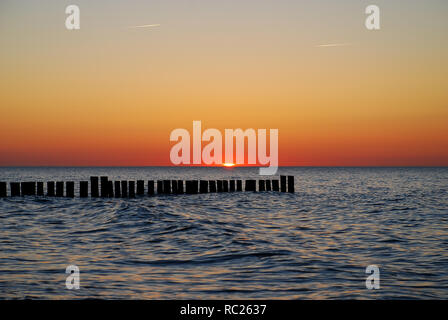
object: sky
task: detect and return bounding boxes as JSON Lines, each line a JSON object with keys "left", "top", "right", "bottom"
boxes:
{"left": 0, "top": 0, "right": 447, "bottom": 166}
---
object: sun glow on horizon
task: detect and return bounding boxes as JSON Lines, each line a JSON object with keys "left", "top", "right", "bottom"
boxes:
{"left": 223, "top": 163, "right": 236, "bottom": 167}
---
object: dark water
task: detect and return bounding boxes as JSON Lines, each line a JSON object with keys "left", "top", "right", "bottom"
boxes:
{"left": 0, "top": 167, "right": 447, "bottom": 299}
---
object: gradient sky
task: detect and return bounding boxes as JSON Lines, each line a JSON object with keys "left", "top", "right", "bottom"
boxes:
{"left": 0, "top": 0, "right": 447, "bottom": 166}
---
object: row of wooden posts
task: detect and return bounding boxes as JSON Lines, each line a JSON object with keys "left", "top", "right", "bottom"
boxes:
{"left": 0, "top": 176, "right": 295, "bottom": 198}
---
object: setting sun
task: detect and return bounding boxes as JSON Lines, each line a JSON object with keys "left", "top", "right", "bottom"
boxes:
{"left": 223, "top": 163, "right": 235, "bottom": 167}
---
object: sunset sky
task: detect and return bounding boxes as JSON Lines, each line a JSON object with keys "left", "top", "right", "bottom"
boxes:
{"left": 0, "top": 0, "right": 447, "bottom": 166}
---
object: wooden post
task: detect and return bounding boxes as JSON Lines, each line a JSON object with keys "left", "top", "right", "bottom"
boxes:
{"left": 280, "top": 175, "right": 287, "bottom": 192}
{"left": 30, "top": 182, "right": 36, "bottom": 195}
{"left": 136, "top": 180, "right": 144, "bottom": 196}
{"left": 10, "top": 182, "right": 20, "bottom": 196}
{"left": 80, "top": 181, "right": 88, "bottom": 197}
{"left": 121, "top": 181, "right": 128, "bottom": 198}
{"left": 113, "top": 181, "right": 121, "bottom": 197}
{"left": 177, "top": 180, "right": 184, "bottom": 194}
{"left": 245, "top": 180, "right": 256, "bottom": 191}
{"left": 47, "top": 181, "right": 55, "bottom": 196}
{"left": 0, "top": 182, "right": 6, "bottom": 197}
{"left": 100, "top": 176, "right": 108, "bottom": 197}
{"left": 236, "top": 180, "right": 243, "bottom": 191}
{"left": 66, "top": 181, "right": 75, "bottom": 197}
{"left": 223, "top": 180, "right": 229, "bottom": 192}
{"left": 209, "top": 180, "right": 217, "bottom": 192}
{"left": 157, "top": 180, "right": 163, "bottom": 194}
{"left": 229, "top": 180, "right": 235, "bottom": 192}
{"left": 20, "top": 182, "right": 27, "bottom": 196}
{"left": 56, "top": 181, "right": 64, "bottom": 197}
{"left": 163, "top": 180, "right": 171, "bottom": 194}
{"left": 266, "top": 180, "right": 272, "bottom": 191}
{"left": 21, "top": 182, "right": 36, "bottom": 196}
{"left": 37, "top": 182, "right": 44, "bottom": 196}
{"left": 272, "top": 179, "right": 279, "bottom": 191}
{"left": 192, "top": 180, "right": 198, "bottom": 194}
{"left": 185, "top": 181, "right": 192, "bottom": 194}
{"left": 199, "top": 180, "right": 208, "bottom": 193}
{"left": 186, "top": 180, "right": 198, "bottom": 194}
{"left": 172, "top": 180, "right": 178, "bottom": 194}
{"left": 217, "top": 180, "right": 223, "bottom": 192}
{"left": 148, "top": 180, "right": 155, "bottom": 195}
{"left": 90, "top": 177, "right": 99, "bottom": 197}
{"left": 24, "top": 182, "right": 36, "bottom": 196}
{"left": 129, "top": 181, "right": 135, "bottom": 197}
{"left": 259, "top": 180, "right": 266, "bottom": 192}
{"left": 107, "top": 181, "right": 114, "bottom": 197}
{"left": 288, "top": 176, "right": 295, "bottom": 193}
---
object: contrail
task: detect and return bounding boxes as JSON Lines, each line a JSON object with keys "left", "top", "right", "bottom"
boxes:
{"left": 316, "top": 43, "right": 351, "bottom": 47}
{"left": 128, "top": 24, "right": 161, "bottom": 29}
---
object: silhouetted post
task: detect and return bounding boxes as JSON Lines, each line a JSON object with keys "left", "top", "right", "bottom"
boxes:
{"left": 200, "top": 180, "right": 208, "bottom": 193}
{"left": 236, "top": 180, "right": 243, "bottom": 191}
{"left": 20, "top": 182, "right": 27, "bottom": 196}
{"left": 66, "top": 181, "right": 74, "bottom": 198}
{"left": 137, "top": 180, "right": 144, "bottom": 196}
{"left": 21, "top": 182, "right": 36, "bottom": 196}
{"left": 100, "top": 176, "right": 108, "bottom": 197}
{"left": 266, "top": 180, "right": 272, "bottom": 191}
{"left": 47, "top": 182, "right": 55, "bottom": 196}
{"left": 90, "top": 177, "right": 99, "bottom": 197}
{"left": 245, "top": 180, "right": 256, "bottom": 192}
{"left": 259, "top": 180, "right": 266, "bottom": 192}
{"left": 30, "top": 182, "right": 36, "bottom": 195}
{"left": 11, "top": 183, "right": 20, "bottom": 196}
{"left": 192, "top": 181, "right": 198, "bottom": 194}
{"left": 163, "top": 180, "right": 171, "bottom": 194}
{"left": 185, "top": 181, "right": 192, "bottom": 194}
{"left": 37, "top": 182, "right": 44, "bottom": 196}
{"left": 223, "top": 180, "right": 229, "bottom": 192}
{"left": 56, "top": 182, "right": 64, "bottom": 197}
{"left": 121, "top": 181, "right": 128, "bottom": 197}
{"left": 0, "top": 182, "right": 6, "bottom": 197}
{"left": 107, "top": 181, "right": 114, "bottom": 197}
{"left": 129, "top": 181, "right": 135, "bottom": 197}
{"left": 229, "top": 180, "right": 235, "bottom": 192}
{"left": 280, "top": 175, "right": 287, "bottom": 192}
{"left": 172, "top": 180, "right": 178, "bottom": 194}
{"left": 157, "top": 180, "right": 163, "bottom": 194}
{"left": 209, "top": 180, "right": 217, "bottom": 192}
{"left": 148, "top": 180, "right": 155, "bottom": 195}
{"left": 80, "top": 181, "right": 88, "bottom": 197}
{"left": 288, "top": 176, "right": 295, "bottom": 193}
{"left": 272, "top": 180, "right": 279, "bottom": 191}
{"left": 23, "top": 182, "right": 36, "bottom": 196}
{"left": 217, "top": 180, "right": 223, "bottom": 192}
{"left": 20, "top": 182, "right": 26, "bottom": 196}
{"left": 186, "top": 180, "right": 198, "bottom": 194}
{"left": 112, "top": 181, "right": 120, "bottom": 197}
{"left": 177, "top": 180, "right": 184, "bottom": 194}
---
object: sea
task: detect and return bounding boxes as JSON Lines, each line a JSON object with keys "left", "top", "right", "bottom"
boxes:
{"left": 0, "top": 167, "right": 447, "bottom": 299}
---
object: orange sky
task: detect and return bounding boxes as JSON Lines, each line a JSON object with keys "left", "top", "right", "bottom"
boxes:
{"left": 0, "top": 0, "right": 447, "bottom": 166}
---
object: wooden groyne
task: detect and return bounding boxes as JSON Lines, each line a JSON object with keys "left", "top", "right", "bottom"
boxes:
{"left": 0, "top": 176, "right": 295, "bottom": 198}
